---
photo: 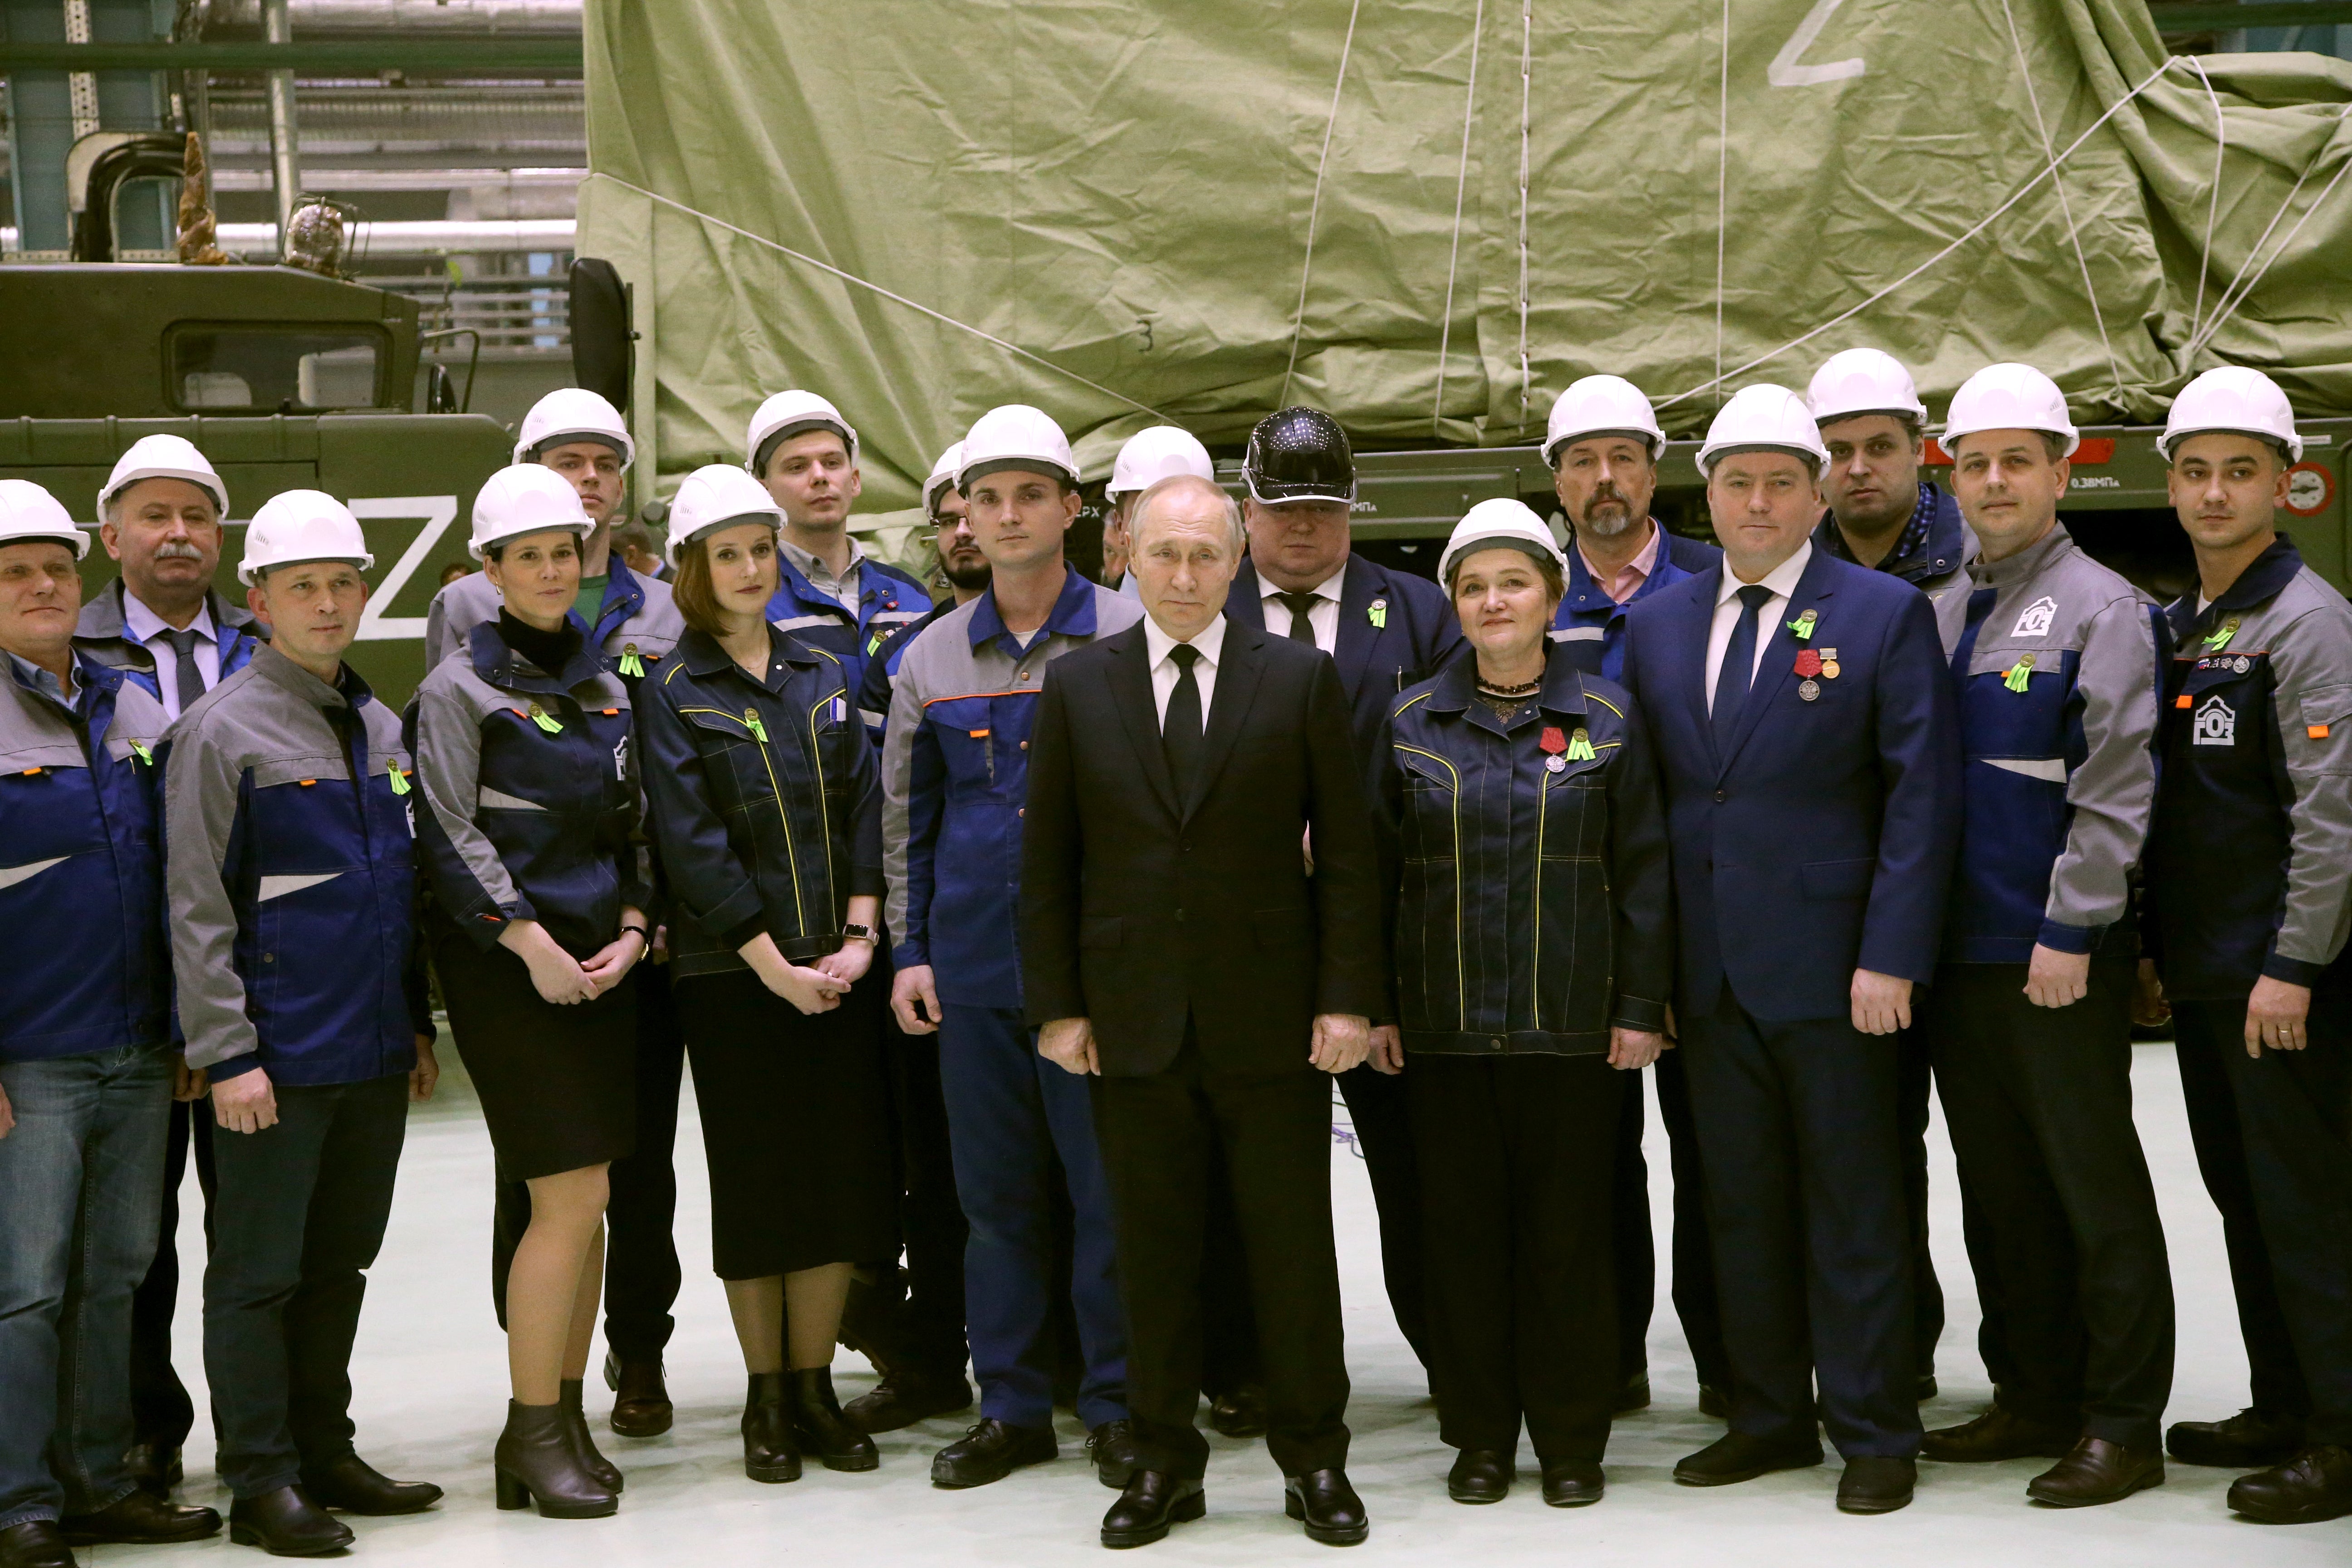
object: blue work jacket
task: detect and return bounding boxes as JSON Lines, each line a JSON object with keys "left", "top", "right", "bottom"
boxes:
{"left": 0, "top": 655, "right": 172, "bottom": 1062}
{"left": 638, "top": 624, "right": 883, "bottom": 979}
{"left": 764, "top": 546, "right": 931, "bottom": 707}
{"left": 1376, "top": 647, "right": 1672, "bottom": 1054}
{"left": 1550, "top": 525, "right": 1721, "bottom": 684}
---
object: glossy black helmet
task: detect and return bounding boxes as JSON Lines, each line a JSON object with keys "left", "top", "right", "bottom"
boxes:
{"left": 1243, "top": 406, "right": 1356, "bottom": 506}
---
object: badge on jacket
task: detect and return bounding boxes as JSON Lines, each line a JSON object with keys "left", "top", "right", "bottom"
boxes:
{"left": 1788, "top": 608, "right": 1818, "bottom": 641}
{"left": 1369, "top": 597, "right": 1388, "bottom": 629}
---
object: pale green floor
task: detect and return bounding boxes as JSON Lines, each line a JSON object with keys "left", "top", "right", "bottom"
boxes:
{"left": 92, "top": 1040, "right": 2349, "bottom": 1567}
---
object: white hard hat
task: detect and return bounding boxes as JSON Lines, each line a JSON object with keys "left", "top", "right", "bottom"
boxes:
{"left": 99, "top": 434, "right": 227, "bottom": 520}
{"left": 922, "top": 441, "right": 966, "bottom": 517}
{"left": 468, "top": 465, "right": 593, "bottom": 561}
{"left": 1438, "top": 498, "right": 1572, "bottom": 588}
{"left": 1806, "top": 348, "right": 1928, "bottom": 426}
{"left": 1942, "top": 363, "right": 2080, "bottom": 459}
{"left": 513, "top": 387, "right": 634, "bottom": 468}
{"left": 1107, "top": 426, "right": 1215, "bottom": 497}
{"left": 0, "top": 479, "right": 91, "bottom": 559}
{"left": 1696, "top": 385, "right": 1832, "bottom": 475}
{"left": 666, "top": 464, "right": 785, "bottom": 568}
{"left": 2159, "top": 366, "right": 2303, "bottom": 464}
{"left": 745, "top": 390, "right": 858, "bottom": 475}
{"left": 238, "top": 490, "right": 372, "bottom": 586}
{"left": 956, "top": 404, "right": 1080, "bottom": 491}
{"left": 1543, "top": 375, "right": 1666, "bottom": 466}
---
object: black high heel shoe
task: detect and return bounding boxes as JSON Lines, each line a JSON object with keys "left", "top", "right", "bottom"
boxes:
{"left": 790, "top": 1368, "right": 880, "bottom": 1472}
{"left": 560, "top": 1379, "right": 623, "bottom": 1494}
{"left": 494, "top": 1401, "right": 617, "bottom": 1519}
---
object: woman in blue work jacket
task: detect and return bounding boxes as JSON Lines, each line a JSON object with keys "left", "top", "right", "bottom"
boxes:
{"left": 408, "top": 465, "right": 649, "bottom": 1519}
{"left": 1373, "top": 499, "right": 1674, "bottom": 1511}
{"left": 635, "top": 466, "right": 896, "bottom": 1487}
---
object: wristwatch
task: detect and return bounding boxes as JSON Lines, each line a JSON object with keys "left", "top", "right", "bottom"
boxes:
{"left": 840, "top": 923, "right": 877, "bottom": 944}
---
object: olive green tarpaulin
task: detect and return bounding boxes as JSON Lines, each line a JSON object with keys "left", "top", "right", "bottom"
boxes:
{"left": 578, "top": 0, "right": 2352, "bottom": 510}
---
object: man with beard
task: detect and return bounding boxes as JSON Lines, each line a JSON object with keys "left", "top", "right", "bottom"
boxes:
{"left": 75, "top": 436, "right": 264, "bottom": 1497}
{"left": 1541, "top": 377, "right": 1728, "bottom": 1420}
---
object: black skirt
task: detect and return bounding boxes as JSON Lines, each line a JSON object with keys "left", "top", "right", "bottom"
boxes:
{"left": 434, "top": 920, "right": 637, "bottom": 1180}
{"left": 675, "top": 968, "right": 898, "bottom": 1280}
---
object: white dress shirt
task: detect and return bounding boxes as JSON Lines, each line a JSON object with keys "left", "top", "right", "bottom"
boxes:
{"left": 1258, "top": 563, "right": 1345, "bottom": 654}
{"left": 121, "top": 593, "right": 221, "bottom": 720}
{"left": 1143, "top": 612, "right": 1226, "bottom": 734}
{"left": 1703, "top": 540, "right": 1813, "bottom": 714}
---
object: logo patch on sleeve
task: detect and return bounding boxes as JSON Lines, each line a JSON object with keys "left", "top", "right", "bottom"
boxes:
{"left": 2192, "top": 695, "right": 2237, "bottom": 747}
{"left": 2011, "top": 595, "right": 2059, "bottom": 639}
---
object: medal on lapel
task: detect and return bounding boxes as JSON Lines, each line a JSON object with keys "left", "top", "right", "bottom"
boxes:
{"left": 1369, "top": 597, "right": 1388, "bottom": 629}
{"left": 2205, "top": 614, "right": 2241, "bottom": 652}
{"left": 1794, "top": 649, "right": 1823, "bottom": 678}
{"left": 1820, "top": 647, "right": 1841, "bottom": 679}
{"left": 1788, "top": 608, "right": 1819, "bottom": 641}
{"left": 2004, "top": 652, "right": 2036, "bottom": 693}
{"left": 1540, "top": 724, "right": 1568, "bottom": 773}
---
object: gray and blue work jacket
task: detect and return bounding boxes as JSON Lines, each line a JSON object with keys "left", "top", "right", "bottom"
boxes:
{"left": 427, "top": 554, "right": 685, "bottom": 682}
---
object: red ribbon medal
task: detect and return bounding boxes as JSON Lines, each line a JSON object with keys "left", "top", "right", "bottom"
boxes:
{"left": 1539, "top": 725, "right": 1567, "bottom": 755}
{"left": 1793, "top": 649, "right": 1823, "bottom": 679}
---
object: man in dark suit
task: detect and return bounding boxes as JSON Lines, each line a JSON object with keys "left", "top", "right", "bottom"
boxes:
{"left": 1023, "top": 473, "right": 1387, "bottom": 1549}
{"left": 1223, "top": 406, "right": 1458, "bottom": 1394}
{"left": 1621, "top": 385, "right": 1961, "bottom": 1515}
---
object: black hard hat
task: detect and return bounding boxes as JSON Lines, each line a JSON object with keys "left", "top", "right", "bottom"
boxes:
{"left": 1243, "top": 406, "right": 1356, "bottom": 506}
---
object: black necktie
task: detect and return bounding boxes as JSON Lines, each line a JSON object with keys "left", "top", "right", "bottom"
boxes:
{"left": 1712, "top": 584, "right": 1773, "bottom": 753}
{"left": 160, "top": 627, "right": 207, "bottom": 717}
{"left": 1162, "top": 643, "right": 1205, "bottom": 804}
{"left": 1275, "top": 590, "right": 1320, "bottom": 644}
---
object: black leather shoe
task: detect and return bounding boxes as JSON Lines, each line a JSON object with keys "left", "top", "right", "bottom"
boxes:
{"left": 1446, "top": 1449, "right": 1510, "bottom": 1504}
{"left": 1616, "top": 1372, "right": 1652, "bottom": 1415}
{"left": 1675, "top": 1431, "right": 1824, "bottom": 1486}
{"left": 1284, "top": 1469, "right": 1369, "bottom": 1546}
{"left": 0, "top": 1522, "right": 76, "bottom": 1568}
{"left": 844, "top": 1371, "right": 974, "bottom": 1434}
{"left": 1837, "top": 1456, "right": 1916, "bottom": 1514}
{"left": 1088, "top": 1420, "right": 1144, "bottom": 1489}
{"left": 2227, "top": 1445, "right": 2352, "bottom": 1524}
{"left": 495, "top": 1401, "right": 618, "bottom": 1519}
{"left": 1921, "top": 1405, "right": 2078, "bottom": 1463}
{"left": 1697, "top": 1384, "right": 1730, "bottom": 1420}
{"left": 1917, "top": 1373, "right": 1939, "bottom": 1402}
{"left": 300, "top": 1453, "right": 443, "bottom": 1515}
{"left": 930, "top": 1418, "right": 1056, "bottom": 1488}
{"left": 227, "top": 1487, "right": 356, "bottom": 1555}
{"left": 59, "top": 1489, "right": 222, "bottom": 1545}
{"left": 2168, "top": 1407, "right": 2306, "bottom": 1469}
{"left": 1101, "top": 1471, "right": 1205, "bottom": 1548}
{"left": 604, "top": 1350, "right": 673, "bottom": 1439}
{"left": 790, "top": 1367, "right": 879, "bottom": 1472}
{"left": 1541, "top": 1460, "right": 1605, "bottom": 1507}
{"left": 2027, "top": 1437, "right": 2165, "bottom": 1507}
{"left": 122, "top": 1442, "right": 183, "bottom": 1496}
{"left": 740, "top": 1373, "right": 802, "bottom": 1485}
{"left": 1208, "top": 1385, "right": 1268, "bottom": 1439}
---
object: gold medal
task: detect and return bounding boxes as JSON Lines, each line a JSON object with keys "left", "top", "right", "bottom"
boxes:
{"left": 1821, "top": 660, "right": 1840, "bottom": 680}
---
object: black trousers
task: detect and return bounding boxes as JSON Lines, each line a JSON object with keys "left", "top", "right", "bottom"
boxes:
{"left": 491, "top": 960, "right": 684, "bottom": 1360}
{"left": 2175, "top": 990, "right": 2352, "bottom": 1445}
{"left": 128, "top": 1099, "right": 216, "bottom": 1451}
{"left": 1682, "top": 990, "right": 1921, "bottom": 1457}
{"left": 1092, "top": 1034, "right": 1349, "bottom": 1480}
{"left": 870, "top": 1010, "right": 973, "bottom": 1380}
{"left": 1411, "top": 1054, "right": 1624, "bottom": 1463}
{"left": 202, "top": 1073, "right": 407, "bottom": 1499}
{"left": 1335, "top": 1062, "right": 1431, "bottom": 1369}
{"left": 1925, "top": 961, "right": 2174, "bottom": 1447}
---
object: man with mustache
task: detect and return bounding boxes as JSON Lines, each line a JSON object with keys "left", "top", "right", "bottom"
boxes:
{"left": 74, "top": 436, "right": 264, "bottom": 1499}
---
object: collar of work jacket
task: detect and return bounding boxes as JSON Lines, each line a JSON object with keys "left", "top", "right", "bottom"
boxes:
{"left": 676, "top": 620, "right": 825, "bottom": 693}
{"left": 967, "top": 564, "right": 1098, "bottom": 654}
{"left": 467, "top": 617, "right": 610, "bottom": 696}
{"left": 2172, "top": 532, "right": 2307, "bottom": 639}
{"left": 1965, "top": 515, "right": 2077, "bottom": 594}
{"left": 1421, "top": 637, "right": 1593, "bottom": 735}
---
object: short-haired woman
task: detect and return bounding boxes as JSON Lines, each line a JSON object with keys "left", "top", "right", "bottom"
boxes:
{"left": 1373, "top": 499, "right": 1673, "bottom": 1509}
{"left": 636, "top": 466, "right": 897, "bottom": 1484}
{"left": 408, "top": 465, "right": 649, "bottom": 1518}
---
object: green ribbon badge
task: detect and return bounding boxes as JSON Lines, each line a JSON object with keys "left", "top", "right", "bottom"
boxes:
{"left": 744, "top": 709, "right": 770, "bottom": 744}
{"left": 128, "top": 739, "right": 153, "bottom": 766}
{"left": 528, "top": 703, "right": 564, "bottom": 735}
{"left": 1788, "top": 608, "right": 1818, "bottom": 641}
{"left": 617, "top": 644, "right": 646, "bottom": 679}
{"left": 867, "top": 628, "right": 888, "bottom": 656}
{"left": 1564, "top": 728, "right": 1597, "bottom": 762}
{"left": 1368, "top": 598, "right": 1387, "bottom": 630}
{"left": 2204, "top": 616, "right": 2240, "bottom": 652}
{"left": 387, "top": 760, "right": 411, "bottom": 796}
{"left": 2004, "top": 653, "right": 2035, "bottom": 693}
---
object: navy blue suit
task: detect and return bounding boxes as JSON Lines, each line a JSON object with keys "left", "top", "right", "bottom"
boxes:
{"left": 1622, "top": 544, "right": 1960, "bottom": 1456}
{"left": 1227, "top": 553, "right": 1459, "bottom": 1376}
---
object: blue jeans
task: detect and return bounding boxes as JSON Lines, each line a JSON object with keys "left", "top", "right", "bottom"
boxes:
{"left": 938, "top": 1005, "right": 1127, "bottom": 1430}
{"left": 0, "top": 1043, "right": 173, "bottom": 1527}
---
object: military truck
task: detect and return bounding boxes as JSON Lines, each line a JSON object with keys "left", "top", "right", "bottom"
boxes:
{"left": 0, "top": 261, "right": 560, "bottom": 703}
